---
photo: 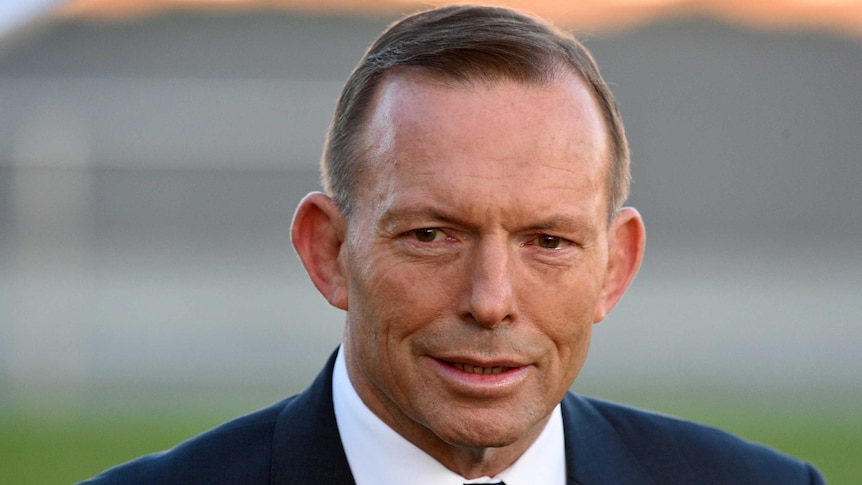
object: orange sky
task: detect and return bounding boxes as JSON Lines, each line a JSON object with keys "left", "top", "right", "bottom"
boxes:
{"left": 54, "top": 0, "right": 862, "bottom": 37}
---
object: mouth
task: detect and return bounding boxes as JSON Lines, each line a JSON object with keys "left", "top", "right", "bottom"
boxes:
{"left": 431, "top": 357, "right": 530, "bottom": 392}
{"left": 450, "top": 362, "right": 513, "bottom": 375}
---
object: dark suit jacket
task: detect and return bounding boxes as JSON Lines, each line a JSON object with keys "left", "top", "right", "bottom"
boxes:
{"left": 80, "top": 351, "right": 825, "bottom": 484}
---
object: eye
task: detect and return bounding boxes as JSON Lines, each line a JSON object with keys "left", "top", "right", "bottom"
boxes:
{"left": 411, "top": 228, "right": 445, "bottom": 243}
{"left": 536, "top": 234, "right": 565, "bottom": 249}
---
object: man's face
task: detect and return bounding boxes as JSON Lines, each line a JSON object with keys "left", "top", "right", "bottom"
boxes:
{"left": 340, "top": 71, "right": 616, "bottom": 454}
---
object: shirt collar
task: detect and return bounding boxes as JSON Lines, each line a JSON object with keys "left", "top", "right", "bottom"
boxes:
{"left": 332, "top": 345, "right": 566, "bottom": 485}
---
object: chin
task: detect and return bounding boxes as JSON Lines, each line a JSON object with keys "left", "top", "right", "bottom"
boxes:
{"left": 441, "top": 432, "right": 520, "bottom": 450}
{"left": 432, "top": 415, "right": 533, "bottom": 450}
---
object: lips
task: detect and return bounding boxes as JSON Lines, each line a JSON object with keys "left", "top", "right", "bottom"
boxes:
{"left": 429, "top": 356, "right": 530, "bottom": 394}
{"left": 451, "top": 362, "right": 512, "bottom": 375}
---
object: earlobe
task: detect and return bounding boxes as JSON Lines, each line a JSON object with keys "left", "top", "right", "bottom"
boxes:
{"left": 594, "top": 207, "right": 646, "bottom": 322}
{"left": 291, "top": 192, "right": 349, "bottom": 310}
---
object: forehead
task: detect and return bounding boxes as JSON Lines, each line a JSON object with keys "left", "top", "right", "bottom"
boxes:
{"left": 354, "top": 70, "right": 610, "bottom": 217}
{"left": 372, "top": 68, "right": 603, "bottom": 131}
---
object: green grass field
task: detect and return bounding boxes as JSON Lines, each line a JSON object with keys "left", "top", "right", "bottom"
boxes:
{"left": 2, "top": 387, "right": 859, "bottom": 484}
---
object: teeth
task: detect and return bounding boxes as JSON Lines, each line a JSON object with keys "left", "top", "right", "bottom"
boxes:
{"left": 453, "top": 363, "right": 507, "bottom": 374}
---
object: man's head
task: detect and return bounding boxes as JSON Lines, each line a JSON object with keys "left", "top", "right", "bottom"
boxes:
{"left": 322, "top": 5, "right": 631, "bottom": 221}
{"left": 292, "top": 5, "right": 645, "bottom": 477}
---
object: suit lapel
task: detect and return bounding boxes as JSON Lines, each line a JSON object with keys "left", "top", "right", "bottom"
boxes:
{"left": 562, "top": 393, "right": 656, "bottom": 485}
{"left": 270, "top": 351, "right": 356, "bottom": 485}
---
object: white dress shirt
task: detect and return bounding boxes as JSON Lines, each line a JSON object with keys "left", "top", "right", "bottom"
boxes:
{"left": 332, "top": 346, "right": 567, "bottom": 485}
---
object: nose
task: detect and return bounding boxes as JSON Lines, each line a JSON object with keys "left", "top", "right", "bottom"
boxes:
{"left": 461, "top": 239, "right": 516, "bottom": 327}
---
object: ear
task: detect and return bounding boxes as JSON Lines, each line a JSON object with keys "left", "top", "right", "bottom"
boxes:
{"left": 291, "top": 192, "right": 349, "bottom": 310}
{"left": 594, "top": 207, "right": 646, "bottom": 323}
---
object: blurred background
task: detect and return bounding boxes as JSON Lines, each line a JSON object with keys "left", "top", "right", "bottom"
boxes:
{"left": 1, "top": 0, "right": 860, "bottom": 483}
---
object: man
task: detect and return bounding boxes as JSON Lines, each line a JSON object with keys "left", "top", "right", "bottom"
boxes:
{"left": 81, "top": 5, "right": 824, "bottom": 484}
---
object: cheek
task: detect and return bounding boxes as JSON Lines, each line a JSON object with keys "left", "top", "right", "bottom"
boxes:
{"left": 565, "top": 324, "right": 593, "bottom": 368}
{"left": 358, "top": 251, "right": 455, "bottom": 321}
{"left": 346, "top": 251, "right": 451, "bottom": 359}
{"left": 544, "top": 311, "right": 593, "bottom": 364}
{"left": 530, "top": 278, "right": 600, "bottom": 333}
{"left": 524, "top": 272, "right": 602, "bottom": 372}
{"left": 542, "top": 315, "right": 593, "bottom": 397}
{"left": 345, "top": 261, "right": 453, "bottom": 405}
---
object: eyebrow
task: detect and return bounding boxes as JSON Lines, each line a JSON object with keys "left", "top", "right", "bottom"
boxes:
{"left": 521, "top": 215, "right": 595, "bottom": 235}
{"left": 379, "top": 205, "right": 595, "bottom": 236}
{"left": 379, "top": 206, "right": 465, "bottom": 233}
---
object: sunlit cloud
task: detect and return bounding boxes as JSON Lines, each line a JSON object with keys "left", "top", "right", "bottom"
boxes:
{"left": 47, "top": 0, "right": 862, "bottom": 37}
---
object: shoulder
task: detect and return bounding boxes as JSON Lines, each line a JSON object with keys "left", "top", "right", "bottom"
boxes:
{"left": 77, "top": 396, "right": 297, "bottom": 485}
{"left": 564, "top": 394, "right": 824, "bottom": 484}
